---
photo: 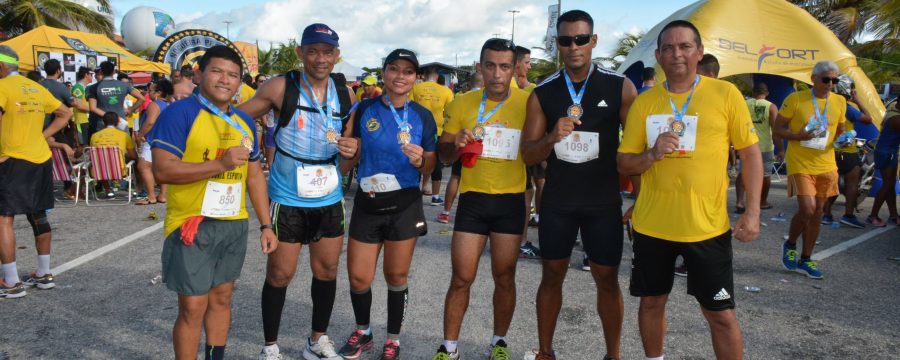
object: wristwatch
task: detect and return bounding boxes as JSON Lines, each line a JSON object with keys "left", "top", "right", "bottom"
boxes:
{"left": 260, "top": 224, "right": 275, "bottom": 231}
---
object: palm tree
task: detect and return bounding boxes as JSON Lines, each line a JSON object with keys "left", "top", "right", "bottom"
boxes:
{"left": 258, "top": 40, "right": 303, "bottom": 76}
{"left": 0, "top": 0, "right": 113, "bottom": 37}
{"left": 596, "top": 31, "right": 644, "bottom": 70}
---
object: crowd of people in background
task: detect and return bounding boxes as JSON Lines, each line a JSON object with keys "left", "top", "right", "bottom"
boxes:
{"left": 0, "top": 8, "right": 899, "bottom": 360}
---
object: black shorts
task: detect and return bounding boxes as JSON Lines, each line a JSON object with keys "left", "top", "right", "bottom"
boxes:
{"left": 451, "top": 160, "right": 461, "bottom": 177}
{"left": 629, "top": 230, "right": 735, "bottom": 311}
{"left": 430, "top": 161, "right": 445, "bottom": 182}
{"left": 0, "top": 158, "right": 53, "bottom": 215}
{"left": 835, "top": 151, "right": 861, "bottom": 175}
{"left": 271, "top": 201, "right": 344, "bottom": 244}
{"left": 454, "top": 192, "right": 525, "bottom": 236}
{"left": 350, "top": 196, "right": 427, "bottom": 243}
{"left": 539, "top": 205, "right": 624, "bottom": 266}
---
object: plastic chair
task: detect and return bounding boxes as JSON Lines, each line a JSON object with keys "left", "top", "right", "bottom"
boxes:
{"left": 82, "top": 146, "right": 135, "bottom": 206}
{"left": 50, "top": 148, "right": 85, "bottom": 206}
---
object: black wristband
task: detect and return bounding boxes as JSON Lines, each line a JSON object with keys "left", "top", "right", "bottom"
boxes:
{"left": 260, "top": 224, "right": 275, "bottom": 232}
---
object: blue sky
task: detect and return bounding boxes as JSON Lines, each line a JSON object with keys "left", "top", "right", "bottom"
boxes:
{"left": 108, "top": 0, "right": 697, "bottom": 67}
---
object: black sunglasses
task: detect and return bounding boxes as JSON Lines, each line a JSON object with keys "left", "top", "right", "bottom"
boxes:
{"left": 820, "top": 77, "right": 840, "bottom": 84}
{"left": 557, "top": 34, "right": 592, "bottom": 47}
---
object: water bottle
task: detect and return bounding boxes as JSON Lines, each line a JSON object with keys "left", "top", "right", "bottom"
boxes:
{"left": 804, "top": 117, "right": 822, "bottom": 136}
{"left": 833, "top": 130, "right": 857, "bottom": 148}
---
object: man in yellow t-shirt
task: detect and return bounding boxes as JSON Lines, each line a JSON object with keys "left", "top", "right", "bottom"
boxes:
{"left": 432, "top": 38, "right": 527, "bottom": 359}
{"left": 71, "top": 67, "right": 93, "bottom": 145}
{"left": 150, "top": 45, "right": 277, "bottom": 359}
{"left": 773, "top": 60, "right": 848, "bottom": 280}
{"left": 410, "top": 68, "right": 454, "bottom": 205}
{"left": 232, "top": 82, "right": 256, "bottom": 106}
{"left": 91, "top": 113, "right": 137, "bottom": 170}
{"left": 356, "top": 74, "right": 382, "bottom": 102}
{"left": 617, "top": 21, "right": 761, "bottom": 360}
{"left": 0, "top": 45, "right": 73, "bottom": 298}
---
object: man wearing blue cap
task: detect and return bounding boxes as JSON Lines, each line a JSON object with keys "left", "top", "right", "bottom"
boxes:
{"left": 239, "top": 23, "right": 359, "bottom": 360}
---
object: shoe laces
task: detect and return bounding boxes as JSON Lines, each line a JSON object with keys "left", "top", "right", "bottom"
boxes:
{"left": 433, "top": 352, "right": 451, "bottom": 360}
{"left": 491, "top": 344, "right": 511, "bottom": 359}
{"left": 317, "top": 336, "right": 339, "bottom": 357}
{"left": 383, "top": 342, "right": 398, "bottom": 358}
{"left": 803, "top": 260, "right": 818, "bottom": 270}
{"left": 786, "top": 248, "right": 797, "bottom": 262}
{"left": 347, "top": 330, "right": 364, "bottom": 346}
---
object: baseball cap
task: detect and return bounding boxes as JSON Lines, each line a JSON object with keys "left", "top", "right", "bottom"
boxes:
{"left": 362, "top": 75, "right": 378, "bottom": 86}
{"left": 301, "top": 23, "right": 340, "bottom": 47}
{"left": 383, "top": 48, "right": 419, "bottom": 70}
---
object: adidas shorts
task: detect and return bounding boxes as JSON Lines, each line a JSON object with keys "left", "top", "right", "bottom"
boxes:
{"left": 629, "top": 230, "right": 735, "bottom": 311}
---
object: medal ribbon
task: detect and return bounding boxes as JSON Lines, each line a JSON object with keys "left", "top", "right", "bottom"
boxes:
{"left": 383, "top": 94, "right": 410, "bottom": 131}
{"left": 196, "top": 94, "right": 250, "bottom": 139}
{"left": 563, "top": 63, "right": 594, "bottom": 107}
{"left": 476, "top": 90, "right": 508, "bottom": 126}
{"left": 664, "top": 75, "right": 700, "bottom": 121}
{"left": 298, "top": 72, "right": 338, "bottom": 131}
{"left": 810, "top": 89, "right": 829, "bottom": 129}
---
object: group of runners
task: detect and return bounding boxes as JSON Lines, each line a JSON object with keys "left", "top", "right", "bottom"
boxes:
{"left": 1, "top": 6, "right": 899, "bottom": 360}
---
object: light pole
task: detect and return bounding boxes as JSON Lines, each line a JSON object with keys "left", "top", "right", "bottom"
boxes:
{"left": 223, "top": 20, "right": 233, "bottom": 39}
{"left": 508, "top": 10, "right": 520, "bottom": 43}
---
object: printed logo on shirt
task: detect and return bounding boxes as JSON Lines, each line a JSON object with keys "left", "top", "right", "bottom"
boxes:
{"left": 366, "top": 117, "right": 380, "bottom": 132}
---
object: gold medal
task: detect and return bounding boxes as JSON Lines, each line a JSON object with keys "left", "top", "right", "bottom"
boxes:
{"left": 473, "top": 125, "right": 485, "bottom": 141}
{"left": 326, "top": 129, "right": 339, "bottom": 144}
{"left": 566, "top": 104, "right": 584, "bottom": 120}
{"left": 670, "top": 118, "right": 686, "bottom": 136}
{"left": 241, "top": 135, "right": 254, "bottom": 151}
{"left": 398, "top": 130, "right": 411, "bottom": 145}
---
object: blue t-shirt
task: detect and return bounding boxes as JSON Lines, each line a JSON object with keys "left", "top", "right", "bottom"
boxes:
{"left": 352, "top": 97, "right": 437, "bottom": 189}
{"left": 268, "top": 84, "right": 347, "bottom": 207}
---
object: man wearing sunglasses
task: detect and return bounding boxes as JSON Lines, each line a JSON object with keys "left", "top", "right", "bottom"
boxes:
{"left": 433, "top": 38, "right": 529, "bottom": 360}
{"left": 522, "top": 10, "right": 637, "bottom": 360}
{"left": 773, "top": 60, "right": 848, "bottom": 280}
{"left": 618, "top": 20, "right": 761, "bottom": 360}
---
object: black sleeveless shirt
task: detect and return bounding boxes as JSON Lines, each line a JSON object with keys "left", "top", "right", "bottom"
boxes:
{"left": 534, "top": 66, "right": 625, "bottom": 208}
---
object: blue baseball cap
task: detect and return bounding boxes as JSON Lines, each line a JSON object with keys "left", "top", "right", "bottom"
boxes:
{"left": 301, "top": 23, "right": 340, "bottom": 47}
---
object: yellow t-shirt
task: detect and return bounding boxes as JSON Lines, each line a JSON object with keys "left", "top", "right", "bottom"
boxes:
{"left": 90, "top": 126, "right": 135, "bottom": 168}
{"left": 232, "top": 84, "right": 256, "bottom": 106}
{"left": 151, "top": 97, "right": 261, "bottom": 236}
{"left": 779, "top": 91, "right": 846, "bottom": 175}
{"left": 72, "top": 83, "right": 89, "bottom": 126}
{"left": 356, "top": 86, "right": 383, "bottom": 102}
{"left": 125, "top": 94, "right": 141, "bottom": 129}
{"left": 410, "top": 81, "right": 454, "bottom": 135}
{"left": 443, "top": 89, "right": 528, "bottom": 195}
{"left": 0, "top": 74, "right": 62, "bottom": 164}
{"left": 620, "top": 77, "right": 758, "bottom": 242}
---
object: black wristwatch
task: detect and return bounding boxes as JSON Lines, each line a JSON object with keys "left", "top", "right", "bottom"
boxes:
{"left": 260, "top": 224, "right": 275, "bottom": 232}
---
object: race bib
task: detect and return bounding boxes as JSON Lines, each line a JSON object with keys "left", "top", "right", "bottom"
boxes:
{"left": 800, "top": 130, "right": 829, "bottom": 150}
{"left": 296, "top": 165, "right": 339, "bottom": 198}
{"left": 359, "top": 173, "right": 401, "bottom": 193}
{"left": 200, "top": 181, "right": 241, "bottom": 218}
{"left": 646, "top": 114, "right": 698, "bottom": 158}
{"left": 554, "top": 131, "right": 599, "bottom": 164}
{"left": 481, "top": 126, "right": 520, "bottom": 160}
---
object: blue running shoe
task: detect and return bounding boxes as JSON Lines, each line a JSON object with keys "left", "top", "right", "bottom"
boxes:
{"left": 782, "top": 241, "right": 798, "bottom": 271}
{"left": 839, "top": 215, "right": 865, "bottom": 229}
{"left": 820, "top": 214, "right": 833, "bottom": 225}
{"left": 797, "top": 259, "right": 824, "bottom": 279}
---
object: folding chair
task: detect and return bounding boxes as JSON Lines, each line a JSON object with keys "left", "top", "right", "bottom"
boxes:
{"left": 50, "top": 148, "right": 85, "bottom": 207}
{"left": 82, "top": 146, "right": 135, "bottom": 206}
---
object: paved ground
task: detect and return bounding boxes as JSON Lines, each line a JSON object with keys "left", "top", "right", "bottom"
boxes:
{"left": 1, "top": 172, "right": 898, "bottom": 359}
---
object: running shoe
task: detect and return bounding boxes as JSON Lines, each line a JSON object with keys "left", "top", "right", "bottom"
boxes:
{"left": 338, "top": 330, "right": 374, "bottom": 359}
{"left": 796, "top": 259, "right": 824, "bottom": 279}
{"left": 258, "top": 345, "right": 283, "bottom": 360}
{"left": 782, "top": 241, "right": 798, "bottom": 271}
{"left": 534, "top": 351, "right": 557, "bottom": 360}
{"left": 820, "top": 214, "right": 833, "bottom": 225}
{"left": 839, "top": 215, "right": 865, "bottom": 229}
{"left": 519, "top": 242, "right": 541, "bottom": 259}
{"left": 673, "top": 264, "right": 687, "bottom": 277}
{"left": 431, "top": 345, "right": 459, "bottom": 360}
{"left": 303, "top": 335, "right": 341, "bottom": 360}
{"left": 23, "top": 272, "right": 55, "bottom": 289}
{"left": 580, "top": 254, "right": 590, "bottom": 271}
{"left": 866, "top": 215, "right": 886, "bottom": 227}
{"left": 489, "top": 339, "right": 511, "bottom": 360}
{"left": 437, "top": 213, "right": 450, "bottom": 224}
{"left": 0, "top": 280, "right": 26, "bottom": 299}
{"left": 431, "top": 196, "right": 445, "bottom": 206}
{"left": 378, "top": 340, "right": 399, "bottom": 360}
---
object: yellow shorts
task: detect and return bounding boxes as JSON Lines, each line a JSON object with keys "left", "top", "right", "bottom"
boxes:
{"left": 787, "top": 171, "right": 839, "bottom": 198}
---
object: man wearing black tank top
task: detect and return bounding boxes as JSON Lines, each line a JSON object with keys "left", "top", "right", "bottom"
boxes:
{"left": 522, "top": 10, "right": 637, "bottom": 360}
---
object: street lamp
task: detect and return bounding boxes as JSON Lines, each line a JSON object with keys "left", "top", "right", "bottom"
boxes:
{"left": 508, "top": 10, "right": 520, "bottom": 43}
{"left": 223, "top": 20, "right": 233, "bottom": 39}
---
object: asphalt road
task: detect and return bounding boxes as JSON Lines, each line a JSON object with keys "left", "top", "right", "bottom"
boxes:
{"left": 1, "top": 173, "right": 898, "bottom": 359}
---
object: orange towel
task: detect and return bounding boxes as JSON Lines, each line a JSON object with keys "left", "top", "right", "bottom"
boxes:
{"left": 180, "top": 216, "right": 205, "bottom": 246}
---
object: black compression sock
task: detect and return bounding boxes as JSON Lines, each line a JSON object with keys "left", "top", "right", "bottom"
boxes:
{"left": 204, "top": 344, "right": 225, "bottom": 360}
{"left": 350, "top": 287, "right": 372, "bottom": 328}
{"left": 311, "top": 277, "right": 337, "bottom": 333}
{"left": 386, "top": 283, "right": 409, "bottom": 335}
{"left": 262, "top": 281, "right": 288, "bottom": 343}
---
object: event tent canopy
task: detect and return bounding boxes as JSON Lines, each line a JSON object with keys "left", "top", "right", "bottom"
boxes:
{"left": 1, "top": 25, "right": 169, "bottom": 74}
{"left": 617, "top": 0, "right": 885, "bottom": 125}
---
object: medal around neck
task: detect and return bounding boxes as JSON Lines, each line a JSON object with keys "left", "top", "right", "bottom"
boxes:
{"left": 326, "top": 129, "right": 339, "bottom": 144}
{"left": 241, "top": 135, "right": 254, "bottom": 151}
{"left": 668, "top": 117, "right": 686, "bottom": 136}
{"left": 566, "top": 104, "right": 584, "bottom": 120}
{"left": 472, "top": 125, "right": 486, "bottom": 141}
{"left": 397, "top": 123, "right": 412, "bottom": 145}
